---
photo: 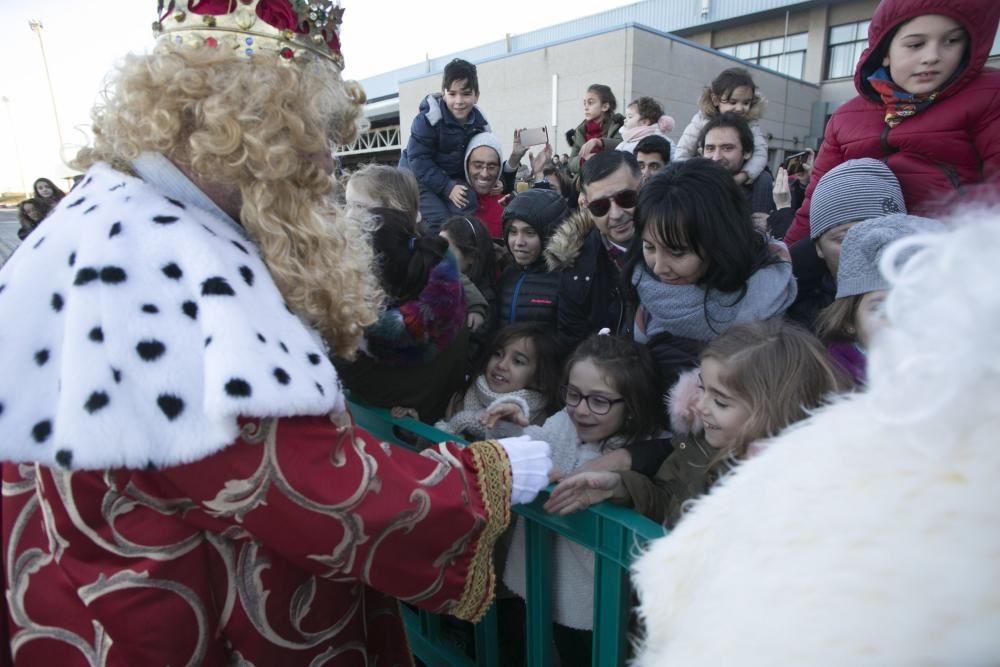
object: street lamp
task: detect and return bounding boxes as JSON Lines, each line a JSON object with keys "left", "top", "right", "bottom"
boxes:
{"left": 1, "top": 97, "right": 28, "bottom": 197}
{"left": 28, "top": 19, "right": 64, "bottom": 152}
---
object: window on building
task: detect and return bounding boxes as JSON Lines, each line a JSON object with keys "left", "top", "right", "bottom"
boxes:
{"left": 717, "top": 32, "right": 808, "bottom": 79}
{"left": 827, "top": 20, "right": 871, "bottom": 79}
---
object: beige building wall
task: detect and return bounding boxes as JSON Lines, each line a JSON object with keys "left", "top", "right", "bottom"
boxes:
{"left": 399, "top": 26, "right": 819, "bottom": 166}
{"left": 828, "top": 0, "right": 879, "bottom": 26}
{"left": 712, "top": 12, "right": 812, "bottom": 47}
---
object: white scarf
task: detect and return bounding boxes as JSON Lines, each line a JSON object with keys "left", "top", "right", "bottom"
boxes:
{"left": 0, "top": 162, "right": 344, "bottom": 470}
{"left": 435, "top": 374, "right": 548, "bottom": 441}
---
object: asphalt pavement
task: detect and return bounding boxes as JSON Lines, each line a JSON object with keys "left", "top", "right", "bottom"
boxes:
{"left": 1, "top": 212, "right": 21, "bottom": 266}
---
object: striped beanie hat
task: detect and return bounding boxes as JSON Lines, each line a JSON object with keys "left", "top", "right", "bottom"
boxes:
{"left": 809, "top": 158, "right": 906, "bottom": 240}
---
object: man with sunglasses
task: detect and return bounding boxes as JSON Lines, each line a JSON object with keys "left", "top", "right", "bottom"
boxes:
{"left": 544, "top": 151, "right": 641, "bottom": 355}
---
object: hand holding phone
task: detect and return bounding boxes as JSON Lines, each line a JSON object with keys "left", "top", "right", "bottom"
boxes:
{"left": 782, "top": 150, "right": 810, "bottom": 174}
{"left": 518, "top": 126, "right": 548, "bottom": 148}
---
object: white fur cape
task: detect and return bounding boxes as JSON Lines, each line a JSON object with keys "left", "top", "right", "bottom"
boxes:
{"left": 631, "top": 213, "right": 1000, "bottom": 664}
{"left": 0, "top": 163, "right": 343, "bottom": 470}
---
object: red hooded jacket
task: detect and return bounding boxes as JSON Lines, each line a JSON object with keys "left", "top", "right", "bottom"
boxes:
{"left": 784, "top": 0, "right": 1000, "bottom": 246}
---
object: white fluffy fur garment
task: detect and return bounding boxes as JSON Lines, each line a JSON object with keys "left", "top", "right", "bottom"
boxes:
{"left": 632, "top": 210, "right": 1000, "bottom": 665}
{"left": 0, "top": 163, "right": 343, "bottom": 470}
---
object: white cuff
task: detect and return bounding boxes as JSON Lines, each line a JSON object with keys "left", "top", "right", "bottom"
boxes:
{"left": 498, "top": 435, "right": 552, "bottom": 505}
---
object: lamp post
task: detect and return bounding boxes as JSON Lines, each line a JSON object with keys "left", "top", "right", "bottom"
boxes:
{"left": 28, "top": 19, "right": 64, "bottom": 153}
{"left": 1, "top": 97, "right": 28, "bottom": 197}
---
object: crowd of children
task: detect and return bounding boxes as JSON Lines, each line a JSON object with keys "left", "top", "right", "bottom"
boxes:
{"left": 334, "top": 0, "right": 998, "bottom": 658}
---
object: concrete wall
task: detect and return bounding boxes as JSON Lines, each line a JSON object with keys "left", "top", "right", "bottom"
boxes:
{"left": 712, "top": 11, "right": 812, "bottom": 47}
{"left": 829, "top": 0, "right": 878, "bottom": 27}
{"left": 398, "top": 26, "right": 819, "bottom": 168}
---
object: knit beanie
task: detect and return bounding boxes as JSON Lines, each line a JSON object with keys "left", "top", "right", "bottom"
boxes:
{"left": 501, "top": 188, "right": 569, "bottom": 244}
{"left": 464, "top": 132, "right": 504, "bottom": 186}
{"left": 835, "top": 214, "right": 944, "bottom": 299}
{"left": 810, "top": 158, "right": 906, "bottom": 240}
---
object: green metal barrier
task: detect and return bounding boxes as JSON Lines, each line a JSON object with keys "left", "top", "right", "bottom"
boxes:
{"left": 349, "top": 400, "right": 667, "bottom": 667}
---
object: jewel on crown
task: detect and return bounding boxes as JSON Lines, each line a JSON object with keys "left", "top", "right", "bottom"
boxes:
{"left": 153, "top": 0, "right": 345, "bottom": 67}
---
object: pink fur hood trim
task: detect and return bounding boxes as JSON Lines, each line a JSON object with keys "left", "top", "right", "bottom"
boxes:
{"left": 667, "top": 368, "right": 703, "bottom": 436}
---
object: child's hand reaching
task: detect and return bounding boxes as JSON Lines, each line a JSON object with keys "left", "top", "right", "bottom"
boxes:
{"left": 543, "top": 471, "right": 626, "bottom": 515}
{"left": 733, "top": 170, "right": 749, "bottom": 186}
{"left": 448, "top": 183, "right": 469, "bottom": 208}
{"left": 480, "top": 402, "right": 529, "bottom": 428}
{"left": 390, "top": 406, "right": 420, "bottom": 420}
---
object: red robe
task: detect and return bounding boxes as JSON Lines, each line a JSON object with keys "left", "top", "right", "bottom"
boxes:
{"left": 1, "top": 413, "right": 511, "bottom": 666}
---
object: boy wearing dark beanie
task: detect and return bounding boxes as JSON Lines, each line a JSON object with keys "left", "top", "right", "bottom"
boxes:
{"left": 497, "top": 188, "right": 569, "bottom": 327}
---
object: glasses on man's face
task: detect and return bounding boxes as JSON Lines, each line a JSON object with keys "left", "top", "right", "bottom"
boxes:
{"left": 560, "top": 384, "right": 625, "bottom": 415}
{"left": 586, "top": 188, "right": 638, "bottom": 217}
{"left": 470, "top": 161, "right": 500, "bottom": 174}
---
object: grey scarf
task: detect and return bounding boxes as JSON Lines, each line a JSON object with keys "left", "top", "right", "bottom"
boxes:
{"left": 632, "top": 255, "right": 796, "bottom": 342}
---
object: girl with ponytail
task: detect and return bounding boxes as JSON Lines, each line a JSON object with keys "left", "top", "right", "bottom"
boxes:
{"left": 335, "top": 208, "right": 469, "bottom": 421}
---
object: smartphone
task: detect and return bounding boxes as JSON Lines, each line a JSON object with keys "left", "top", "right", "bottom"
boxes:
{"left": 782, "top": 150, "right": 810, "bottom": 172}
{"left": 518, "top": 126, "right": 548, "bottom": 147}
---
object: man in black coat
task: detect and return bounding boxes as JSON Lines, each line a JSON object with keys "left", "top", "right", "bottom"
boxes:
{"left": 544, "top": 151, "right": 641, "bottom": 355}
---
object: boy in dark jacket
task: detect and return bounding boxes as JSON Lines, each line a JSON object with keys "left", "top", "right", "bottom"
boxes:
{"left": 399, "top": 58, "right": 491, "bottom": 230}
{"left": 497, "top": 188, "right": 568, "bottom": 329}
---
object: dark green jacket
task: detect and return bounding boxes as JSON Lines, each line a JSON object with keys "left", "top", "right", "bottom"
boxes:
{"left": 618, "top": 434, "right": 733, "bottom": 527}
{"left": 567, "top": 113, "right": 625, "bottom": 174}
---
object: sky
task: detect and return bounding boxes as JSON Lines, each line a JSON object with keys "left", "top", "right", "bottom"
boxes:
{"left": 0, "top": 0, "right": 638, "bottom": 194}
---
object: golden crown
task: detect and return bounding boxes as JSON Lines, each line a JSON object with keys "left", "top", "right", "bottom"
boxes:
{"left": 153, "top": 0, "right": 345, "bottom": 67}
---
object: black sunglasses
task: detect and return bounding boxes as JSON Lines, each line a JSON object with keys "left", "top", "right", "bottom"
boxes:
{"left": 586, "top": 189, "right": 638, "bottom": 217}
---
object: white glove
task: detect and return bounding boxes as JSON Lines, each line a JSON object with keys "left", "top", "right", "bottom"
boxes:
{"left": 498, "top": 435, "right": 552, "bottom": 505}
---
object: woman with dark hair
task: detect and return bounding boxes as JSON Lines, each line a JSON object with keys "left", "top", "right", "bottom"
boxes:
{"left": 624, "top": 158, "right": 797, "bottom": 389}
{"left": 16, "top": 198, "right": 49, "bottom": 240}
{"left": 336, "top": 207, "right": 469, "bottom": 422}
{"left": 32, "top": 177, "right": 65, "bottom": 209}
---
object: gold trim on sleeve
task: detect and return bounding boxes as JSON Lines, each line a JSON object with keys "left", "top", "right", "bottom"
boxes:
{"left": 450, "top": 440, "right": 512, "bottom": 623}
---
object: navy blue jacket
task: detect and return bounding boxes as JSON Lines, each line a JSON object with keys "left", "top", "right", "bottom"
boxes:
{"left": 400, "top": 93, "right": 490, "bottom": 196}
{"left": 496, "top": 260, "right": 559, "bottom": 329}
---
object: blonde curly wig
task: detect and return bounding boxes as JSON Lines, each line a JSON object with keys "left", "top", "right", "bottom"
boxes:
{"left": 74, "top": 45, "right": 381, "bottom": 358}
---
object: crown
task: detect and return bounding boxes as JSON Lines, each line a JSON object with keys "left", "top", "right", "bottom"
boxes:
{"left": 153, "top": 0, "right": 345, "bottom": 68}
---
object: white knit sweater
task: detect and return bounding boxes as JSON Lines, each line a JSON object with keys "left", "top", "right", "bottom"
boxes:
{"left": 502, "top": 410, "right": 624, "bottom": 630}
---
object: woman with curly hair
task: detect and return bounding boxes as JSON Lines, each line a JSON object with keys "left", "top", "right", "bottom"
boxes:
{"left": 0, "top": 3, "right": 552, "bottom": 665}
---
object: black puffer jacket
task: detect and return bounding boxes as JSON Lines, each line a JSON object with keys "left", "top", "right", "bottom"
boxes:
{"left": 496, "top": 260, "right": 560, "bottom": 328}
